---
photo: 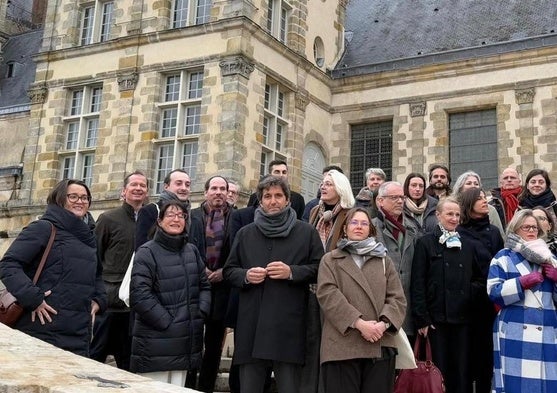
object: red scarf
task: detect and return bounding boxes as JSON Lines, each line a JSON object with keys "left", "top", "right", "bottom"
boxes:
{"left": 383, "top": 210, "right": 406, "bottom": 240}
{"left": 501, "top": 187, "right": 521, "bottom": 223}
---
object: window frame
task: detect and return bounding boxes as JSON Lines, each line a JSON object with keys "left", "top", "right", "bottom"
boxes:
{"left": 172, "top": 0, "right": 212, "bottom": 28}
{"left": 80, "top": 1, "right": 114, "bottom": 45}
{"left": 267, "top": 0, "right": 291, "bottom": 44}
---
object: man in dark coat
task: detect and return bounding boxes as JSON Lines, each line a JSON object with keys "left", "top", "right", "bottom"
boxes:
{"left": 190, "top": 175, "right": 234, "bottom": 393}
{"left": 247, "top": 159, "right": 305, "bottom": 219}
{"left": 90, "top": 171, "right": 148, "bottom": 370}
{"left": 223, "top": 176, "right": 323, "bottom": 393}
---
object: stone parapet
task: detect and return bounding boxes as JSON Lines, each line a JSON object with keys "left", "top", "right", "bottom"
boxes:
{"left": 0, "top": 323, "right": 199, "bottom": 392}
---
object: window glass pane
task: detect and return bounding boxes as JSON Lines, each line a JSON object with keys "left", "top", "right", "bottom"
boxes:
{"left": 82, "top": 154, "right": 94, "bottom": 186}
{"left": 182, "top": 141, "right": 198, "bottom": 179}
{"left": 62, "top": 156, "right": 75, "bottom": 179}
{"left": 184, "top": 105, "right": 200, "bottom": 135}
{"left": 100, "top": 2, "right": 114, "bottom": 42}
{"left": 449, "top": 109, "right": 498, "bottom": 189}
{"left": 156, "top": 145, "right": 174, "bottom": 193}
{"left": 263, "top": 116, "right": 270, "bottom": 145}
{"left": 85, "top": 118, "right": 99, "bottom": 147}
{"left": 80, "top": 6, "right": 94, "bottom": 45}
{"left": 188, "top": 71, "right": 203, "bottom": 99}
{"left": 280, "top": 6, "right": 288, "bottom": 43}
{"left": 173, "top": 0, "right": 188, "bottom": 28}
{"left": 67, "top": 122, "right": 79, "bottom": 149}
{"left": 277, "top": 91, "right": 284, "bottom": 117}
{"left": 90, "top": 87, "right": 103, "bottom": 112}
{"left": 71, "top": 90, "right": 83, "bottom": 116}
{"left": 196, "top": 0, "right": 211, "bottom": 24}
{"left": 264, "top": 84, "right": 270, "bottom": 110}
{"left": 267, "top": 0, "right": 274, "bottom": 32}
{"left": 162, "top": 108, "right": 178, "bottom": 138}
{"left": 165, "top": 75, "right": 181, "bottom": 102}
{"left": 350, "top": 121, "right": 393, "bottom": 195}
{"left": 260, "top": 151, "right": 268, "bottom": 178}
{"left": 276, "top": 123, "right": 283, "bottom": 150}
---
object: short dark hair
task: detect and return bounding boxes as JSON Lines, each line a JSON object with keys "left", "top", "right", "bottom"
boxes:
{"left": 268, "top": 159, "right": 288, "bottom": 173}
{"left": 163, "top": 169, "right": 189, "bottom": 186}
{"left": 256, "top": 175, "right": 290, "bottom": 202}
{"left": 323, "top": 165, "right": 343, "bottom": 174}
{"left": 342, "top": 207, "right": 377, "bottom": 237}
{"left": 428, "top": 164, "right": 451, "bottom": 184}
{"left": 47, "top": 179, "right": 92, "bottom": 208}
{"left": 159, "top": 201, "right": 188, "bottom": 222}
{"left": 124, "top": 170, "right": 148, "bottom": 188}
{"left": 459, "top": 187, "right": 484, "bottom": 224}
{"left": 204, "top": 175, "right": 229, "bottom": 191}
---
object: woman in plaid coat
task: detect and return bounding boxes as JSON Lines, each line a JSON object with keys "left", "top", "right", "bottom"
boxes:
{"left": 487, "top": 209, "right": 557, "bottom": 393}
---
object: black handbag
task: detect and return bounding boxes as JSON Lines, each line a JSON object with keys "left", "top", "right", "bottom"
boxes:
{"left": 0, "top": 223, "right": 56, "bottom": 327}
{"left": 394, "top": 334, "right": 446, "bottom": 393}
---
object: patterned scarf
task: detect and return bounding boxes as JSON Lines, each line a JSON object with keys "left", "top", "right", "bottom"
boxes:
{"left": 203, "top": 202, "right": 229, "bottom": 270}
{"left": 438, "top": 224, "right": 461, "bottom": 249}
{"left": 505, "top": 232, "right": 557, "bottom": 267}
{"left": 315, "top": 202, "right": 343, "bottom": 249}
{"left": 501, "top": 187, "right": 521, "bottom": 223}
{"left": 405, "top": 198, "right": 428, "bottom": 215}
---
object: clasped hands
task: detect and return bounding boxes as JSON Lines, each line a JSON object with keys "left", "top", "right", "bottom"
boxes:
{"left": 519, "top": 263, "right": 557, "bottom": 290}
{"left": 246, "top": 261, "right": 291, "bottom": 284}
{"left": 354, "top": 318, "right": 388, "bottom": 343}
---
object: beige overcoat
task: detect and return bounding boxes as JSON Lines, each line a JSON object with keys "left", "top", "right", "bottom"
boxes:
{"left": 316, "top": 248, "right": 407, "bottom": 364}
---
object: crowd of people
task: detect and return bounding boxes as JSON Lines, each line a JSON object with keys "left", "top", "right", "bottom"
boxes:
{"left": 1, "top": 162, "right": 557, "bottom": 393}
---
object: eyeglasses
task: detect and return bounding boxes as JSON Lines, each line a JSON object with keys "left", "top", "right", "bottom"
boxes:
{"left": 519, "top": 225, "right": 539, "bottom": 232}
{"left": 320, "top": 182, "right": 334, "bottom": 188}
{"left": 348, "top": 220, "right": 370, "bottom": 227}
{"left": 67, "top": 194, "right": 91, "bottom": 203}
{"left": 382, "top": 195, "right": 406, "bottom": 201}
{"left": 164, "top": 212, "right": 186, "bottom": 220}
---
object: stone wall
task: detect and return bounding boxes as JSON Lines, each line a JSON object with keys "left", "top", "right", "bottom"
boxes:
{"left": 0, "top": 322, "right": 199, "bottom": 392}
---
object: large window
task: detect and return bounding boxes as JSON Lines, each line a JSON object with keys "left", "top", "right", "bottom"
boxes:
{"left": 155, "top": 70, "right": 203, "bottom": 193}
{"left": 61, "top": 86, "right": 103, "bottom": 186}
{"left": 172, "top": 0, "right": 212, "bottom": 28}
{"left": 267, "top": 0, "right": 290, "bottom": 44}
{"left": 449, "top": 109, "right": 498, "bottom": 189}
{"left": 80, "top": 1, "right": 114, "bottom": 45}
{"left": 350, "top": 121, "right": 393, "bottom": 196}
{"left": 260, "top": 82, "right": 288, "bottom": 178}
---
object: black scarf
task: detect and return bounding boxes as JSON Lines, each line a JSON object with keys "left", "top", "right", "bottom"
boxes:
{"left": 520, "top": 187, "right": 557, "bottom": 209}
{"left": 254, "top": 206, "right": 297, "bottom": 238}
{"left": 154, "top": 227, "right": 187, "bottom": 252}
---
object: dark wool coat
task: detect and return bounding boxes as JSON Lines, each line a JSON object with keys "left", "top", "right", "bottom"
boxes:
{"left": 411, "top": 226, "right": 481, "bottom": 328}
{"left": 223, "top": 221, "right": 324, "bottom": 365}
{"left": 0, "top": 204, "right": 107, "bottom": 356}
{"left": 130, "top": 229, "right": 211, "bottom": 373}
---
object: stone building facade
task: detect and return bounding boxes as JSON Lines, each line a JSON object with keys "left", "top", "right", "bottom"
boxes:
{"left": 1, "top": 0, "right": 557, "bottom": 253}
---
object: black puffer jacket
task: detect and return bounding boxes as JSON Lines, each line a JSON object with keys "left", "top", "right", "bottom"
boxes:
{"left": 130, "top": 228, "right": 211, "bottom": 373}
{"left": 0, "top": 204, "right": 106, "bottom": 356}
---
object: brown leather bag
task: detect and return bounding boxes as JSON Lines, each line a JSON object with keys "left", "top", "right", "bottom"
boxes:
{"left": 0, "top": 223, "right": 56, "bottom": 327}
{"left": 394, "top": 334, "right": 446, "bottom": 393}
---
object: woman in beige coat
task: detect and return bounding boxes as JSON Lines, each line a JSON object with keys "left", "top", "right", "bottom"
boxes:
{"left": 317, "top": 207, "right": 406, "bottom": 393}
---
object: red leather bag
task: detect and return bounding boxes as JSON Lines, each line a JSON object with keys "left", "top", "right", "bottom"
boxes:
{"left": 394, "top": 334, "right": 446, "bottom": 393}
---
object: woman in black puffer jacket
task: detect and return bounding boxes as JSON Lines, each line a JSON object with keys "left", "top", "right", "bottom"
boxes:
{"left": 0, "top": 179, "right": 106, "bottom": 357}
{"left": 130, "top": 201, "right": 211, "bottom": 386}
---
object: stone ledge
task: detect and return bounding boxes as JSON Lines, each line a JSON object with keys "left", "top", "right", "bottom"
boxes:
{"left": 0, "top": 323, "right": 198, "bottom": 392}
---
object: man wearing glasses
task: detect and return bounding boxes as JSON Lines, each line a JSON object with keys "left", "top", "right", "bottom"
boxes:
{"left": 372, "top": 181, "right": 420, "bottom": 344}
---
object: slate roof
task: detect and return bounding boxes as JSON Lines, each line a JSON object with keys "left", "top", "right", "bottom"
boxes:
{"left": 333, "top": 0, "right": 557, "bottom": 77}
{"left": 0, "top": 29, "right": 43, "bottom": 111}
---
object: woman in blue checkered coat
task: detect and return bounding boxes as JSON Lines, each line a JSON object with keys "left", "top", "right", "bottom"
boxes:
{"left": 487, "top": 209, "right": 557, "bottom": 393}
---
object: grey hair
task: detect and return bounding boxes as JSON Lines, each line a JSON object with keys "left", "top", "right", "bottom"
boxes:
{"left": 377, "top": 181, "right": 403, "bottom": 197}
{"left": 506, "top": 208, "right": 546, "bottom": 239}
{"left": 324, "top": 170, "right": 355, "bottom": 209}
{"left": 453, "top": 171, "right": 482, "bottom": 196}
{"left": 364, "top": 168, "right": 386, "bottom": 184}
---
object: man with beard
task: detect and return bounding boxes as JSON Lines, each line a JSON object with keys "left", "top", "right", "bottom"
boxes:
{"left": 425, "top": 164, "right": 452, "bottom": 199}
{"left": 191, "top": 175, "right": 234, "bottom": 393}
{"left": 224, "top": 176, "right": 323, "bottom": 393}
{"left": 489, "top": 167, "right": 522, "bottom": 228}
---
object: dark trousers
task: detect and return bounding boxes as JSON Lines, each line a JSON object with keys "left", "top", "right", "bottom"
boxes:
{"left": 89, "top": 311, "right": 132, "bottom": 371}
{"left": 321, "top": 350, "right": 396, "bottom": 393}
{"left": 300, "top": 293, "right": 323, "bottom": 393}
{"left": 240, "top": 359, "right": 301, "bottom": 393}
{"left": 470, "top": 314, "right": 494, "bottom": 393}
{"left": 198, "top": 319, "right": 227, "bottom": 393}
{"left": 429, "top": 323, "right": 472, "bottom": 393}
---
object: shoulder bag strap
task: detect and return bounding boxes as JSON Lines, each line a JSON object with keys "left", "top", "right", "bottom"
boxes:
{"left": 31, "top": 223, "right": 56, "bottom": 284}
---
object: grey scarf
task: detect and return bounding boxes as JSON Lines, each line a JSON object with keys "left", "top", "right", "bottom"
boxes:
{"left": 254, "top": 205, "right": 297, "bottom": 238}
{"left": 337, "top": 236, "right": 387, "bottom": 258}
